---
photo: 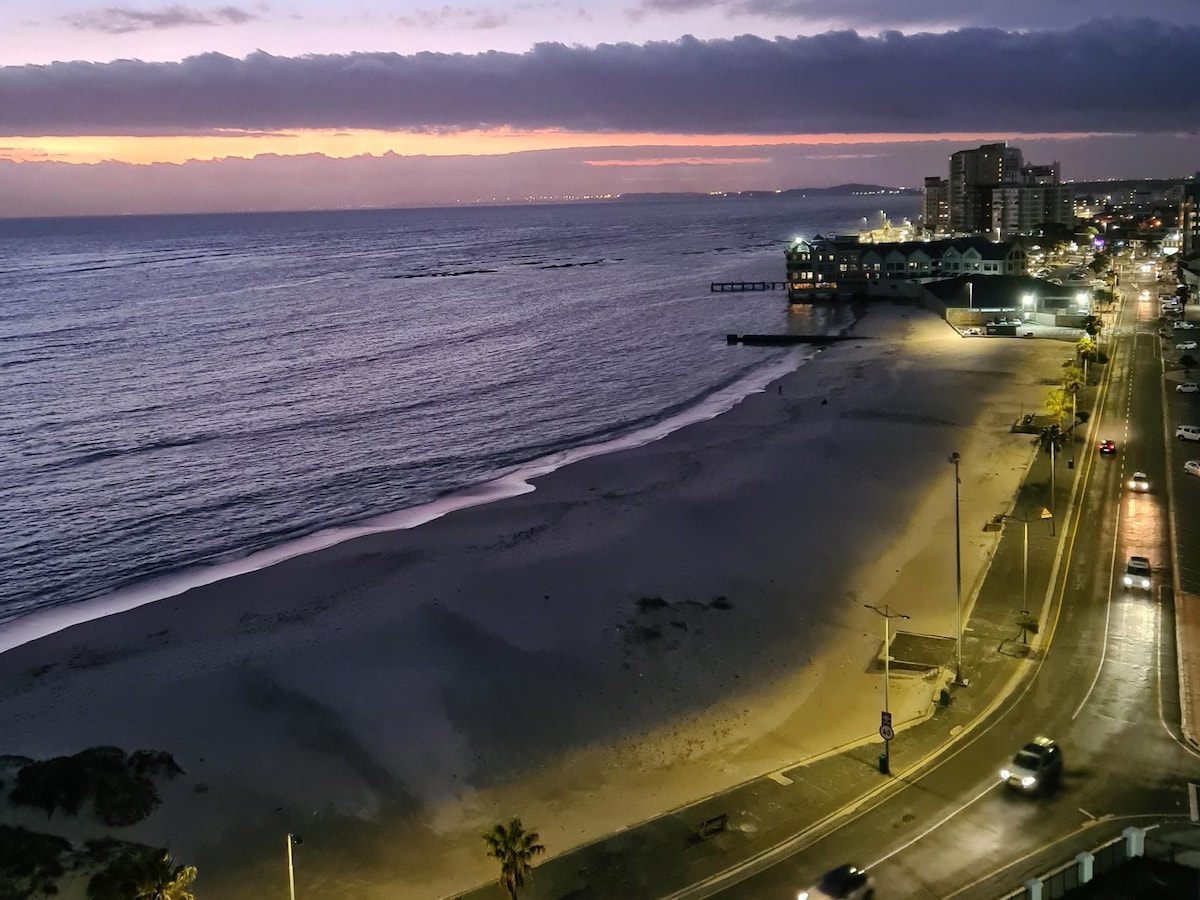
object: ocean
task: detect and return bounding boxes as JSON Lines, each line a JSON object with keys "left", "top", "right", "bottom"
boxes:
{"left": 0, "top": 193, "right": 918, "bottom": 647}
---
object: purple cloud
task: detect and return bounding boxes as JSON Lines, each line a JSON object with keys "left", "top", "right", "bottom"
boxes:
{"left": 64, "top": 4, "right": 258, "bottom": 34}
{"left": 3, "top": 19, "right": 1199, "bottom": 137}
{"left": 631, "top": 0, "right": 1200, "bottom": 31}
{"left": 394, "top": 5, "right": 511, "bottom": 30}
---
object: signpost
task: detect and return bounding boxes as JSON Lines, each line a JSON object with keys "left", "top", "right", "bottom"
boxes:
{"left": 879, "top": 712, "right": 895, "bottom": 742}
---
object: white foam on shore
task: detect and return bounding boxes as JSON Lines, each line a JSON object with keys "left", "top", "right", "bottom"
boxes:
{"left": 0, "top": 349, "right": 813, "bottom": 656}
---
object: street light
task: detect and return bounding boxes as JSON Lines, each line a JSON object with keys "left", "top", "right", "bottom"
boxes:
{"left": 949, "top": 452, "right": 965, "bottom": 686}
{"left": 864, "top": 603, "right": 910, "bottom": 775}
{"left": 287, "top": 833, "right": 302, "bottom": 900}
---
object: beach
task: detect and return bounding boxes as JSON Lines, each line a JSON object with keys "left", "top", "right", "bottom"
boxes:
{"left": 0, "top": 303, "right": 1073, "bottom": 899}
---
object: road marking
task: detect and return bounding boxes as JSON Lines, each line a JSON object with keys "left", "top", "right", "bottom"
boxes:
{"left": 767, "top": 771, "right": 794, "bottom": 786}
{"left": 1079, "top": 807, "right": 1096, "bottom": 820}
{"left": 1190, "top": 783, "right": 1198, "bottom": 822}
{"left": 867, "top": 780, "right": 1000, "bottom": 869}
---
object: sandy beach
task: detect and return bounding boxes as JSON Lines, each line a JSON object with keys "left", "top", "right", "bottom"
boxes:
{"left": 0, "top": 304, "right": 1074, "bottom": 899}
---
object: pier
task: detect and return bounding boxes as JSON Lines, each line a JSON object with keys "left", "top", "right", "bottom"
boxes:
{"left": 710, "top": 281, "right": 787, "bottom": 292}
{"left": 725, "top": 334, "right": 860, "bottom": 346}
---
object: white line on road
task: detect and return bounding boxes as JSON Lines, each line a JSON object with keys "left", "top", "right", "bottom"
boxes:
{"left": 1079, "top": 807, "right": 1096, "bottom": 820}
{"left": 1189, "top": 783, "right": 1198, "bottom": 822}
{"left": 866, "top": 780, "right": 1000, "bottom": 869}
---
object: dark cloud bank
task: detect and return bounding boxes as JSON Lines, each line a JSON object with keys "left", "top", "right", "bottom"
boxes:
{"left": 3, "top": 17, "right": 1199, "bottom": 137}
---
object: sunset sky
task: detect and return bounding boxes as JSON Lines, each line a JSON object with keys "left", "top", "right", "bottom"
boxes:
{"left": 3, "top": 1, "right": 1200, "bottom": 216}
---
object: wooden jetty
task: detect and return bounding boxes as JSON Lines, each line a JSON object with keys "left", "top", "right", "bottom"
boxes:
{"left": 711, "top": 281, "right": 787, "bottom": 292}
{"left": 726, "top": 334, "right": 860, "bottom": 346}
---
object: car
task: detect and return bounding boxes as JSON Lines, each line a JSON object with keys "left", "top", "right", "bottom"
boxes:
{"left": 1174, "top": 322, "right": 1196, "bottom": 330}
{"left": 1178, "top": 425, "right": 1200, "bottom": 442}
{"left": 1067, "top": 272, "right": 1086, "bottom": 281}
{"left": 1098, "top": 439, "right": 1117, "bottom": 455}
{"left": 1010, "top": 316, "right": 1023, "bottom": 325}
{"left": 1128, "top": 472, "right": 1150, "bottom": 491}
{"left": 1123, "top": 556, "right": 1152, "bottom": 590}
{"left": 797, "top": 864, "right": 875, "bottom": 900}
{"left": 1177, "top": 341, "right": 1198, "bottom": 351}
{"left": 1186, "top": 460, "right": 1200, "bottom": 477}
{"left": 1000, "top": 736, "right": 1063, "bottom": 794}
{"left": 1179, "top": 382, "right": 1199, "bottom": 394}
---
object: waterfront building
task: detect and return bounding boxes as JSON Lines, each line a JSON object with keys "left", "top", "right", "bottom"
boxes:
{"left": 785, "top": 235, "right": 1026, "bottom": 302}
{"left": 948, "top": 142, "right": 1023, "bottom": 233}
{"left": 1181, "top": 176, "right": 1200, "bottom": 258}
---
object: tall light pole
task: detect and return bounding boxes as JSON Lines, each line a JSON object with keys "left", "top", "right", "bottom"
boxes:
{"left": 864, "top": 603, "right": 910, "bottom": 775}
{"left": 287, "top": 833, "right": 302, "bottom": 900}
{"left": 949, "top": 452, "right": 965, "bottom": 686}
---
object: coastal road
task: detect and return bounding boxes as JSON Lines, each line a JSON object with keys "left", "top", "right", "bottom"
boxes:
{"left": 702, "top": 263, "right": 1200, "bottom": 900}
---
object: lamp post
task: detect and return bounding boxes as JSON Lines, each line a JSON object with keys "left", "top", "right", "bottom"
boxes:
{"left": 286, "top": 833, "right": 302, "bottom": 900}
{"left": 864, "top": 603, "right": 910, "bottom": 775}
{"left": 949, "top": 452, "right": 965, "bottom": 686}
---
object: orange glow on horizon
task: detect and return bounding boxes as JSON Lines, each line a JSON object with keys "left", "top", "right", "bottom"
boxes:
{"left": 0, "top": 128, "right": 1108, "bottom": 166}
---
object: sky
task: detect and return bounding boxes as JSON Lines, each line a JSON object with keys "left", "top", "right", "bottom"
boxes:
{"left": 2, "top": 1, "right": 1200, "bottom": 216}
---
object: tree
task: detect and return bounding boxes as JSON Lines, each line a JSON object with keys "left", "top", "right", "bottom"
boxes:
{"left": 1077, "top": 335, "right": 1097, "bottom": 362}
{"left": 86, "top": 848, "right": 196, "bottom": 900}
{"left": 483, "top": 819, "right": 544, "bottom": 900}
{"left": 1043, "top": 388, "right": 1070, "bottom": 425}
{"left": 1082, "top": 315, "right": 1104, "bottom": 339}
{"left": 1183, "top": 354, "right": 1198, "bottom": 376}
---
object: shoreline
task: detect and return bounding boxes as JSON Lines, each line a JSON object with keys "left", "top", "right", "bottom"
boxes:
{"left": 0, "top": 303, "right": 1074, "bottom": 900}
{"left": 0, "top": 345, "right": 807, "bottom": 656}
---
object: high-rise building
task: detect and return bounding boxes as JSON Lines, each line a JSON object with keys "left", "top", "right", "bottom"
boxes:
{"left": 922, "top": 177, "right": 949, "bottom": 233}
{"left": 948, "top": 142, "right": 1023, "bottom": 233}
{"left": 991, "top": 163, "right": 1074, "bottom": 238}
{"left": 1181, "top": 177, "right": 1200, "bottom": 258}
{"left": 930, "top": 144, "right": 1074, "bottom": 238}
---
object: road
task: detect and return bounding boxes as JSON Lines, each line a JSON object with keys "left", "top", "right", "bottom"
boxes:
{"left": 702, "top": 258, "right": 1200, "bottom": 899}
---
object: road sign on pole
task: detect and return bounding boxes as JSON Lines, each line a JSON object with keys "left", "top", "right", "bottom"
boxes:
{"left": 880, "top": 711, "right": 894, "bottom": 741}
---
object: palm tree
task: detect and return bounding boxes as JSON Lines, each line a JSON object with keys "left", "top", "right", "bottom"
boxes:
{"left": 483, "top": 819, "right": 545, "bottom": 900}
{"left": 133, "top": 852, "right": 197, "bottom": 900}
{"left": 1043, "top": 388, "right": 1069, "bottom": 425}
{"left": 1061, "top": 365, "right": 1085, "bottom": 440}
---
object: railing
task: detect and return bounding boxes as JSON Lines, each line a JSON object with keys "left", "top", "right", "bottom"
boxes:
{"left": 998, "top": 826, "right": 1200, "bottom": 899}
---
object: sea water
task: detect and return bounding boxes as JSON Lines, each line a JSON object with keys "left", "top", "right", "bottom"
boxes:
{"left": 0, "top": 193, "right": 917, "bottom": 642}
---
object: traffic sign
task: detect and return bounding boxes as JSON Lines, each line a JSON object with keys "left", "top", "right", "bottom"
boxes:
{"left": 880, "top": 711, "right": 894, "bottom": 741}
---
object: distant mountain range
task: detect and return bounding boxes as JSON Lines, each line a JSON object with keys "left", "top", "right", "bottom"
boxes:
{"left": 614, "top": 183, "right": 920, "bottom": 202}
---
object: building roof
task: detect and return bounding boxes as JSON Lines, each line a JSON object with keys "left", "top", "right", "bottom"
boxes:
{"left": 926, "top": 274, "right": 1080, "bottom": 307}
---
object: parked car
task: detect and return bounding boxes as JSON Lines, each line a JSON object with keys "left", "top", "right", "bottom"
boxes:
{"left": 1123, "top": 556, "right": 1152, "bottom": 590}
{"left": 1174, "top": 322, "right": 1196, "bottom": 330}
{"left": 1098, "top": 439, "right": 1117, "bottom": 455}
{"left": 1178, "top": 382, "right": 1199, "bottom": 394}
{"left": 1178, "top": 426, "right": 1200, "bottom": 442}
{"left": 1128, "top": 472, "right": 1150, "bottom": 491}
{"left": 797, "top": 865, "right": 875, "bottom": 900}
{"left": 1185, "top": 460, "right": 1200, "bottom": 477}
{"left": 1177, "top": 341, "right": 1198, "bottom": 351}
{"left": 1000, "top": 736, "right": 1063, "bottom": 794}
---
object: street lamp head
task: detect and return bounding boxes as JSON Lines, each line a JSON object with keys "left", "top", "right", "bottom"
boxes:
{"left": 949, "top": 451, "right": 960, "bottom": 464}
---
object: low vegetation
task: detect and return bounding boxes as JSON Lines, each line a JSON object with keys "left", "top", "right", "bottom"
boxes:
{"left": 0, "top": 747, "right": 192, "bottom": 899}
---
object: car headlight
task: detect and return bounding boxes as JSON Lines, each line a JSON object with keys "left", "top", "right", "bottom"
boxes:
{"left": 1142, "top": 579, "right": 1151, "bottom": 589}
{"left": 1123, "top": 576, "right": 1133, "bottom": 586}
{"left": 999, "top": 768, "right": 1012, "bottom": 780}
{"left": 798, "top": 892, "right": 810, "bottom": 900}
{"left": 1021, "top": 776, "right": 1037, "bottom": 788}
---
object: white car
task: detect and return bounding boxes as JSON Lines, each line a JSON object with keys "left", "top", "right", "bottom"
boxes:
{"left": 1178, "top": 341, "right": 1198, "bottom": 351}
{"left": 1185, "top": 460, "right": 1200, "bottom": 477}
{"left": 1174, "top": 322, "right": 1196, "bottom": 330}
{"left": 1123, "top": 556, "right": 1152, "bottom": 590}
{"left": 1128, "top": 472, "right": 1150, "bottom": 491}
{"left": 1179, "top": 382, "right": 1199, "bottom": 394}
{"left": 1179, "top": 425, "right": 1200, "bottom": 441}
{"left": 798, "top": 864, "right": 875, "bottom": 900}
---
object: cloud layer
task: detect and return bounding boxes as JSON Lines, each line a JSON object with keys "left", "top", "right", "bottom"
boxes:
{"left": 3, "top": 18, "right": 1198, "bottom": 137}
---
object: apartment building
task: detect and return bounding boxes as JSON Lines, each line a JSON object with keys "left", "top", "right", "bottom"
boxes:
{"left": 926, "top": 143, "right": 1074, "bottom": 238}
